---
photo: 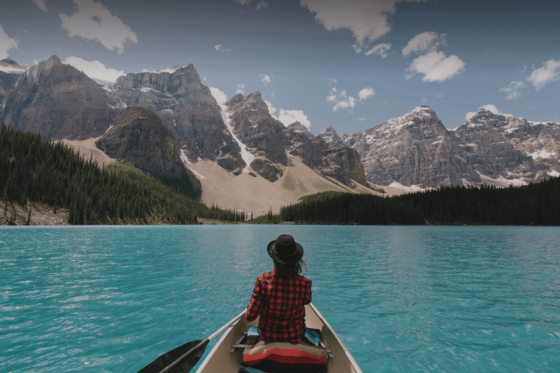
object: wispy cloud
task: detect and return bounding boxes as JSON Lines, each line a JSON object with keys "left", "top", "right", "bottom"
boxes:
{"left": 214, "top": 44, "right": 232, "bottom": 54}
{"left": 327, "top": 87, "right": 356, "bottom": 112}
{"left": 499, "top": 81, "right": 525, "bottom": 100}
{"left": 255, "top": 1, "right": 268, "bottom": 10}
{"left": 434, "top": 92, "right": 444, "bottom": 99}
{"left": 402, "top": 32, "right": 447, "bottom": 56}
{"left": 260, "top": 74, "right": 272, "bottom": 85}
{"left": 63, "top": 56, "right": 124, "bottom": 82}
{"left": 0, "top": 24, "right": 19, "bottom": 59}
{"left": 528, "top": 59, "right": 560, "bottom": 90}
{"left": 236, "top": 84, "right": 245, "bottom": 94}
{"left": 365, "top": 43, "right": 391, "bottom": 58}
{"left": 59, "top": 0, "right": 137, "bottom": 54}
{"left": 234, "top": 0, "right": 252, "bottom": 5}
{"left": 31, "top": 0, "right": 48, "bottom": 12}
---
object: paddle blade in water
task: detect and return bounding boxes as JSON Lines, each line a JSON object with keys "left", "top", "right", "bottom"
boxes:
{"left": 137, "top": 340, "right": 206, "bottom": 373}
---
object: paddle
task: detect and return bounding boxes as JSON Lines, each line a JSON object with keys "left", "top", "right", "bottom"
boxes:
{"left": 137, "top": 310, "right": 247, "bottom": 373}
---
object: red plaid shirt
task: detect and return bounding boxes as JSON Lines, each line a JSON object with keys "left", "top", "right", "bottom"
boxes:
{"left": 246, "top": 270, "right": 312, "bottom": 344}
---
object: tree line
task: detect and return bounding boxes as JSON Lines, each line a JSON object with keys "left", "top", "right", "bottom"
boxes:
{"left": 252, "top": 179, "right": 560, "bottom": 226}
{"left": 0, "top": 124, "right": 246, "bottom": 224}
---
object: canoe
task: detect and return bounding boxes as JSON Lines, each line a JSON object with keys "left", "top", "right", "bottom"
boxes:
{"left": 195, "top": 303, "right": 362, "bottom": 373}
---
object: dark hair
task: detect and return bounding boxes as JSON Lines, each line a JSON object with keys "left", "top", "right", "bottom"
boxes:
{"left": 273, "top": 259, "right": 307, "bottom": 276}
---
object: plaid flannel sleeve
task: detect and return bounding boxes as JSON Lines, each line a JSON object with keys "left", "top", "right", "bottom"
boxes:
{"left": 304, "top": 279, "right": 312, "bottom": 305}
{"left": 246, "top": 277, "right": 263, "bottom": 322}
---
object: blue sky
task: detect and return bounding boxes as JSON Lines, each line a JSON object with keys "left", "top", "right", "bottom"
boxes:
{"left": 1, "top": 0, "right": 559, "bottom": 134}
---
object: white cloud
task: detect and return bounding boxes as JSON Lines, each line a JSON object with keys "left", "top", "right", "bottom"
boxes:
{"left": 358, "top": 117, "right": 367, "bottom": 121}
{"left": 209, "top": 87, "right": 228, "bottom": 106}
{"left": 365, "top": 43, "right": 391, "bottom": 58}
{"left": 260, "top": 74, "right": 271, "bottom": 85}
{"left": 255, "top": 1, "right": 268, "bottom": 10}
{"left": 328, "top": 78, "right": 337, "bottom": 84}
{"left": 264, "top": 100, "right": 278, "bottom": 117}
{"left": 300, "top": 0, "right": 427, "bottom": 47}
{"left": 327, "top": 87, "right": 356, "bottom": 111}
{"left": 59, "top": 0, "right": 137, "bottom": 54}
{"left": 234, "top": 0, "right": 252, "bottom": 5}
{"left": 358, "top": 87, "right": 374, "bottom": 101}
{"left": 326, "top": 87, "right": 337, "bottom": 102}
{"left": 236, "top": 84, "right": 245, "bottom": 95}
{"left": 265, "top": 99, "right": 311, "bottom": 129}
{"left": 406, "top": 50, "right": 465, "bottom": 82}
{"left": 466, "top": 104, "right": 513, "bottom": 121}
{"left": 0, "top": 25, "right": 18, "bottom": 59}
{"left": 278, "top": 109, "right": 311, "bottom": 129}
{"left": 351, "top": 44, "right": 362, "bottom": 53}
{"left": 31, "top": 0, "right": 48, "bottom": 12}
{"left": 499, "top": 81, "right": 525, "bottom": 100}
{"left": 402, "top": 32, "right": 447, "bottom": 56}
{"left": 214, "top": 44, "right": 232, "bottom": 54}
{"left": 63, "top": 56, "right": 124, "bottom": 82}
{"left": 434, "top": 92, "right": 444, "bottom": 99}
{"left": 528, "top": 59, "right": 560, "bottom": 90}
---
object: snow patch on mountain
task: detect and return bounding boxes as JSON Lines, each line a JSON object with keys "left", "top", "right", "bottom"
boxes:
{"left": 142, "top": 66, "right": 184, "bottom": 74}
{"left": 478, "top": 173, "right": 527, "bottom": 187}
{"left": 219, "top": 104, "right": 254, "bottom": 173}
{"left": 389, "top": 181, "right": 425, "bottom": 192}
{"left": 0, "top": 64, "right": 26, "bottom": 74}
{"left": 528, "top": 149, "right": 556, "bottom": 159}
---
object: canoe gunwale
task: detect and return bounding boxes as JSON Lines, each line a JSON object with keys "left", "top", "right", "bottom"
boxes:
{"left": 308, "top": 303, "right": 363, "bottom": 373}
{"left": 195, "top": 303, "right": 363, "bottom": 373}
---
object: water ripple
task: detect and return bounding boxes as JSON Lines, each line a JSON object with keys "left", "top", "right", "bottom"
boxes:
{"left": 1, "top": 226, "right": 559, "bottom": 372}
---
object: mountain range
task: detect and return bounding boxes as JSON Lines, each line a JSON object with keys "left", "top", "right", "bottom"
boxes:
{"left": 1, "top": 55, "right": 559, "bottom": 212}
{"left": 319, "top": 105, "right": 559, "bottom": 190}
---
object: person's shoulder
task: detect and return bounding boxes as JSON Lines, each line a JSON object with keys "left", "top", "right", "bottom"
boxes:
{"left": 295, "top": 273, "right": 312, "bottom": 286}
{"left": 257, "top": 270, "right": 274, "bottom": 281}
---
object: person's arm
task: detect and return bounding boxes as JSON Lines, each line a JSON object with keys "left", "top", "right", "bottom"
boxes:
{"left": 304, "top": 279, "right": 312, "bottom": 305}
{"left": 246, "top": 277, "right": 263, "bottom": 321}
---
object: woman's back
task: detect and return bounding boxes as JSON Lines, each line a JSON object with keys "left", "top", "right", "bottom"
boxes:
{"left": 245, "top": 234, "right": 312, "bottom": 344}
{"left": 246, "top": 270, "right": 312, "bottom": 344}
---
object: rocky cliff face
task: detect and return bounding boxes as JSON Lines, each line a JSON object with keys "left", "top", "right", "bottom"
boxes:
{"left": 1, "top": 56, "right": 116, "bottom": 139}
{"left": 286, "top": 130, "right": 367, "bottom": 186}
{"left": 225, "top": 91, "right": 367, "bottom": 186}
{"left": 0, "top": 58, "right": 27, "bottom": 107}
{"left": 320, "top": 106, "right": 560, "bottom": 188}
{"left": 98, "top": 65, "right": 244, "bottom": 172}
{"left": 95, "top": 106, "right": 201, "bottom": 198}
{"left": 453, "top": 109, "right": 559, "bottom": 182}
{"left": 287, "top": 121, "right": 313, "bottom": 138}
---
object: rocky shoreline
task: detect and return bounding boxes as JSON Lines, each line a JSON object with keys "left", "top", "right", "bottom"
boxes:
{"left": 0, "top": 200, "right": 69, "bottom": 226}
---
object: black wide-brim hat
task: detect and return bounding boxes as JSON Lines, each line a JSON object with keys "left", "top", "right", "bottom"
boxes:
{"left": 267, "top": 234, "right": 304, "bottom": 264}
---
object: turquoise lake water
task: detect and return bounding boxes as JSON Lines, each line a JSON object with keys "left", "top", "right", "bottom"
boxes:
{"left": 1, "top": 226, "right": 560, "bottom": 372}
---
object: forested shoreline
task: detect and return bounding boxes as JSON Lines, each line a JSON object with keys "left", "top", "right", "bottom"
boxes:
{"left": 0, "top": 124, "right": 246, "bottom": 225}
{"left": 252, "top": 179, "right": 560, "bottom": 226}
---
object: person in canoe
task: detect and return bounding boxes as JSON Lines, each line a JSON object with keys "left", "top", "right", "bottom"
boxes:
{"left": 245, "top": 234, "right": 312, "bottom": 344}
